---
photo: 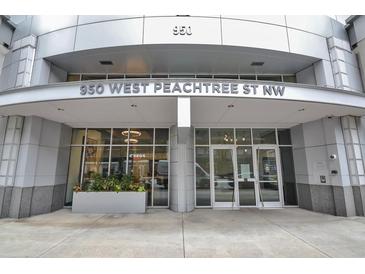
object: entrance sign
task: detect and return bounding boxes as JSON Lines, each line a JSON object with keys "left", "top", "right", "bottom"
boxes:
{"left": 2, "top": 79, "right": 365, "bottom": 110}
{"left": 80, "top": 81, "right": 285, "bottom": 97}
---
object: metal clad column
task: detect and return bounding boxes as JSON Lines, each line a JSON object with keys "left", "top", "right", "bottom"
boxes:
{"left": 170, "top": 97, "right": 194, "bottom": 212}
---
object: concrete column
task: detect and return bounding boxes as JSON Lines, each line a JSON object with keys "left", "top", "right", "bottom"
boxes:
{"left": 352, "top": 116, "right": 365, "bottom": 215}
{"left": 0, "top": 35, "right": 36, "bottom": 91}
{"left": 291, "top": 116, "right": 356, "bottom": 216}
{"left": 327, "top": 37, "right": 364, "bottom": 92}
{"left": 169, "top": 97, "right": 194, "bottom": 212}
{"left": 6, "top": 116, "right": 72, "bottom": 218}
{"left": 313, "top": 59, "right": 335, "bottom": 88}
{"left": 0, "top": 116, "right": 23, "bottom": 218}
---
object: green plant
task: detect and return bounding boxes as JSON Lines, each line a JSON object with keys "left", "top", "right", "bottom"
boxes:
{"left": 75, "top": 173, "right": 146, "bottom": 192}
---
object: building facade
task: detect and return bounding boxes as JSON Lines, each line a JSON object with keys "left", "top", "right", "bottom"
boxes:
{"left": 1, "top": 15, "right": 365, "bottom": 218}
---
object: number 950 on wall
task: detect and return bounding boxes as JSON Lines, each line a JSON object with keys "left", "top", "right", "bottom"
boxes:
{"left": 173, "top": 26, "right": 192, "bottom": 36}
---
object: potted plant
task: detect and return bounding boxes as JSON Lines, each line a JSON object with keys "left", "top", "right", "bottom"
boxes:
{"left": 72, "top": 174, "right": 147, "bottom": 214}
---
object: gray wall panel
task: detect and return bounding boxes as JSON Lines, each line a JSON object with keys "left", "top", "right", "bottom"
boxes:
{"left": 286, "top": 15, "right": 332, "bottom": 37}
{"left": 144, "top": 17, "right": 221, "bottom": 45}
{"left": 74, "top": 19, "right": 143, "bottom": 51}
{"left": 31, "top": 16, "right": 78, "bottom": 36}
{"left": 221, "top": 19, "right": 289, "bottom": 52}
{"left": 36, "top": 27, "right": 76, "bottom": 58}
{"left": 288, "top": 28, "right": 330, "bottom": 60}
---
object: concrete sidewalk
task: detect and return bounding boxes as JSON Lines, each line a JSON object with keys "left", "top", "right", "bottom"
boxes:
{"left": 0, "top": 208, "right": 365, "bottom": 257}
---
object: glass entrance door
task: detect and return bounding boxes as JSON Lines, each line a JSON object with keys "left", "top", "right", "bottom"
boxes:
{"left": 211, "top": 146, "right": 239, "bottom": 208}
{"left": 253, "top": 146, "right": 283, "bottom": 207}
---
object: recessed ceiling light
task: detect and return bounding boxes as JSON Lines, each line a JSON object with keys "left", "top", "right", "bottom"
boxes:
{"left": 228, "top": 104, "right": 234, "bottom": 108}
{"left": 99, "top": 60, "right": 113, "bottom": 65}
{"left": 251, "top": 62, "right": 264, "bottom": 66}
{"left": 131, "top": 104, "right": 137, "bottom": 108}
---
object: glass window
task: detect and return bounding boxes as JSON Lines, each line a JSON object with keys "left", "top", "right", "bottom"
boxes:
{"left": 235, "top": 129, "right": 251, "bottom": 145}
{"left": 280, "top": 147, "right": 298, "bottom": 205}
{"left": 278, "top": 129, "right": 292, "bottom": 145}
{"left": 87, "top": 129, "right": 111, "bottom": 145}
{"left": 107, "top": 74, "right": 124, "bottom": 79}
{"left": 253, "top": 129, "right": 276, "bottom": 144}
{"left": 195, "top": 146, "right": 210, "bottom": 206}
{"left": 237, "top": 147, "right": 253, "bottom": 180}
{"left": 128, "top": 146, "right": 154, "bottom": 206}
{"left": 67, "top": 74, "right": 80, "bottom": 82}
{"left": 214, "top": 75, "right": 239, "bottom": 79}
{"left": 283, "top": 75, "right": 296, "bottom": 83}
{"left": 81, "top": 74, "right": 106, "bottom": 81}
{"left": 65, "top": 147, "right": 83, "bottom": 206}
{"left": 112, "top": 128, "right": 129, "bottom": 145}
{"left": 155, "top": 128, "right": 169, "bottom": 145}
{"left": 71, "top": 129, "right": 86, "bottom": 145}
{"left": 82, "top": 146, "right": 110, "bottom": 189}
{"left": 237, "top": 147, "right": 255, "bottom": 206}
{"left": 240, "top": 75, "right": 256, "bottom": 80}
{"left": 110, "top": 147, "right": 127, "bottom": 178}
{"left": 211, "top": 128, "right": 234, "bottom": 144}
{"left": 195, "top": 128, "right": 209, "bottom": 145}
{"left": 257, "top": 75, "right": 282, "bottom": 82}
{"left": 154, "top": 146, "right": 169, "bottom": 206}
{"left": 129, "top": 128, "right": 153, "bottom": 145}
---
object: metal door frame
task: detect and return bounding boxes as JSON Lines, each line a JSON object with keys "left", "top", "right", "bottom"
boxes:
{"left": 252, "top": 145, "right": 284, "bottom": 208}
{"left": 210, "top": 145, "right": 239, "bottom": 208}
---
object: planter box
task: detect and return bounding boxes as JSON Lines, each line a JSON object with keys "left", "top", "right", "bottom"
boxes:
{"left": 72, "top": 191, "right": 146, "bottom": 214}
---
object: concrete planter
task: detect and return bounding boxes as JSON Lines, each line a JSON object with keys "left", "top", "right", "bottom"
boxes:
{"left": 72, "top": 191, "right": 146, "bottom": 214}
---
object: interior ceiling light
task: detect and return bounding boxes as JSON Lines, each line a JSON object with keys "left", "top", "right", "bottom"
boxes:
{"left": 251, "top": 61, "right": 264, "bottom": 66}
{"left": 122, "top": 130, "right": 141, "bottom": 137}
{"left": 124, "top": 138, "right": 139, "bottom": 144}
{"left": 99, "top": 60, "right": 113, "bottom": 65}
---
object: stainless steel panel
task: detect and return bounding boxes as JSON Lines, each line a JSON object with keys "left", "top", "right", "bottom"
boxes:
{"left": 31, "top": 16, "right": 78, "bottom": 36}
{"left": 222, "top": 19, "right": 289, "bottom": 52}
{"left": 286, "top": 15, "right": 332, "bottom": 37}
{"left": 36, "top": 27, "right": 76, "bottom": 58}
{"left": 78, "top": 15, "right": 141, "bottom": 25}
{"left": 288, "top": 28, "right": 330, "bottom": 60}
{"left": 144, "top": 16, "right": 221, "bottom": 45}
{"left": 222, "top": 15, "right": 286, "bottom": 26}
{"left": 74, "top": 18, "right": 143, "bottom": 51}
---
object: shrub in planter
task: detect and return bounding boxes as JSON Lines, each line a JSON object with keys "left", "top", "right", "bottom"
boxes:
{"left": 73, "top": 173, "right": 145, "bottom": 193}
{"left": 72, "top": 173, "right": 147, "bottom": 214}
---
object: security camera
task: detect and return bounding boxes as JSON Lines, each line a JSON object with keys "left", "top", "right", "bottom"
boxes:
{"left": 329, "top": 154, "right": 337, "bottom": 160}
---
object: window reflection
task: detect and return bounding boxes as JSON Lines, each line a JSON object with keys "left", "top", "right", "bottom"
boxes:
{"left": 195, "top": 146, "right": 211, "bottom": 206}
{"left": 87, "top": 129, "right": 111, "bottom": 145}
{"left": 83, "top": 146, "right": 109, "bottom": 189}
{"left": 154, "top": 146, "right": 169, "bottom": 206}
{"left": 110, "top": 147, "right": 127, "bottom": 178}
{"left": 128, "top": 146, "right": 154, "bottom": 206}
{"left": 129, "top": 128, "right": 153, "bottom": 145}
{"left": 66, "top": 127, "right": 169, "bottom": 207}
{"left": 211, "top": 128, "right": 234, "bottom": 144}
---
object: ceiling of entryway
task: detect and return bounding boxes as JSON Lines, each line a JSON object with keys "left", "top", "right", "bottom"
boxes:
{"left": 47, "top": 44, "right": 318, "bottom": 75}
{"left": 1, "top": 96, "right": 365, "bottom": 129}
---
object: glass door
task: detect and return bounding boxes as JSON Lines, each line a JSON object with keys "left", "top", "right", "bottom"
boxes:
{"left": 253, "top": 146, "right": 283, "bottom": 207}
{"left": 210, "top": 146, "right": 239, "bottom": 208}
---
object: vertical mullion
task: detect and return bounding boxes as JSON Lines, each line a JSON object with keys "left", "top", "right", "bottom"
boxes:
{"left": 125, "top": 128, "right": 130, "bottom": 174}
{"left": 108, "top": 128, "right": 113, "bottom": 176}
{"left": 80, "top": 128, "right": 87, "bottom": 188}
{"left": 151, "top": 128, "right": 156, "bottom": 207}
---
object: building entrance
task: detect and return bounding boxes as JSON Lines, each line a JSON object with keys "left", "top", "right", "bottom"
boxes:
{"left": 210, "top": 144, "right": 283, "bottom": 209}
{"left": 195, "top": 128, "right": 293, "bottom": 208}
